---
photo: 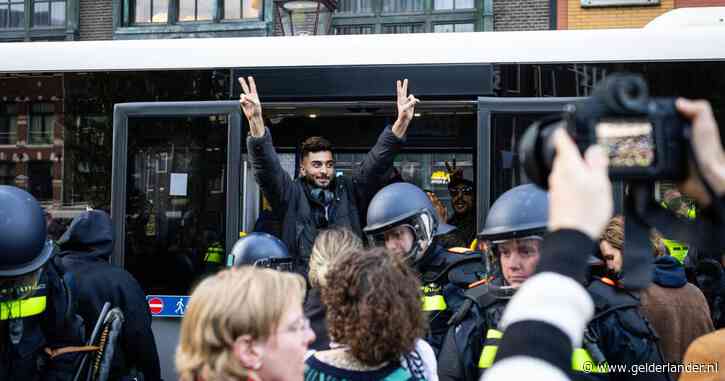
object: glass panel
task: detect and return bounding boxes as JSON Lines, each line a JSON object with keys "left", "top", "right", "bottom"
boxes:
{"left": 178, "top": 0, "right": 195, "bottom": 21}
{"left": 434, "top": 0, "right": 453, "bottom": 10}
{"left": 34, "top": 1, "right": 50, "bottom": 26}
{"left": 434, "top": 23, "right": 453, "bottom": 33}
{"left": 28, "top": 161, "right": 53, "bottom": 201}
{"left": 382, "top": 0, "right": 424, "bottom": 13}
{"left": 382, "top": 23, "right": 423, "bottom": 33}
{"left": 125, "top": 116, "right": 228, "bottom": 295}
{"left": 337, "top": 0, "right": 373, "bottom": 13}
{"left": 9, "top": 1, "right": 23, "bottom": 28}
{"left": 152, "top": 0, "right": 168, "bottom": 23}
{"left": 490, "top": 113, "right": 550, "bottom": 201}
{"left": 456, "top": 23, "right": 474, "bottom": 32}
{"left": 334, "top": 24, "right": 373, "bottom": 35}
{"left": 50, "top": 1, "right": 65, "bottom": 26}
{"left": 224, "top": 0, "right": 240, "bottom": 18}
{"left": 135, "top": 0, "right": 151, "bottom": 23}
{"left": 0, "top": 162, "right": 15, "bottom": 185}
{"left": 456, "top": 0, "right": 474, "bottom": 8}
{"left": 243, "top": 0, "right": 260, "bottom": 18}
{"left": 197, "top": 0, "right": 213, "bottom": 20}
{"left": 0, "top": 4, "right": 8, "bottom": 28}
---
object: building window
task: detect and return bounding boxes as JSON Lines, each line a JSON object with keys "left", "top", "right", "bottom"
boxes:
{"left": 0, "top": 0, "right": 24, "bottom": 28}
{"left": 0, "top": 162, "right": 14, "bottom": 185}
{"left": 29, "top": 103, "right": 54, "bottom": 145}
{"left": 223, "top": 0, "right": 261, "bottom": 19}
{"left": 382, "top": 0, "right": 424, "bottom": 13}
{"left": 434, "top": 0, "right": 474, "bottom": 10}
{"left": 28, "top": 161, "right": 53, "bottom": 201}
{"left": 334, "top": 24, "right": 372, "bottom": 34}
{"left": 134, "top": 0, "right": 169, "bottom": 23}
{"left": 0, "top": 104, "right": 18, "bottom": 145}
{"left": 179, "top": 0, "right": 213, "bottom": 21}
{"left": 336, "top": 0, "right": 372, "bottom": 13}
{"left": 433, "top": 22, "right": 474, "bottom": 32}
{"left": 33, "top": 0, "right": 66, "bottom": 27}
{"left": 382, "top": 23, "right": 423, "bottom": 33}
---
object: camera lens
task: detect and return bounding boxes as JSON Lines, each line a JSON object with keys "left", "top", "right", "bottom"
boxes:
{"left": 599, "top": 74, "right": 649, "bottom": 114}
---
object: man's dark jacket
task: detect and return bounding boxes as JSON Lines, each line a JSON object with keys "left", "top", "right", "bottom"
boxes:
{"left": 247, "top": 126, "right": 404, "bottom": 272}
{"left": 56, "top": 210, "right": 161, "bottom": 380}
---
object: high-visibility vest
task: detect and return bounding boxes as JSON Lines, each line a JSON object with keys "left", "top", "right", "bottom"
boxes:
{"left": 204, "top": 241, "right": 224, "bottom": 264}
{"left": 478, "top": 329, "right": 608, "bottom": 373}
{"left": 421, "top": 283, "right": 447, "bottom": 312}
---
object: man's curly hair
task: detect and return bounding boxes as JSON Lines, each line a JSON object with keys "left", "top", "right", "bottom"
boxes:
{"left": 322, "top": 247, "right": 426, "bottom": 366}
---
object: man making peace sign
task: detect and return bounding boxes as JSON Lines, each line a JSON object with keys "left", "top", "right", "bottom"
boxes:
{"left": 240, "top": 76, "right": 419, "bottom": 276}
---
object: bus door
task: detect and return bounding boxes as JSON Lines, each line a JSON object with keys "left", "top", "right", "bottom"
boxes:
{"left": 111, "top": 101, "right": 244, "bottom": 381}
{"left": 476, "top": 97, "right": 584, "bottom": 230}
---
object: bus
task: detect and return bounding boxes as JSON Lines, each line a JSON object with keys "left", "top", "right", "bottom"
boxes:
{"left": 2, "top": 26, "right": 724, "bottom": 379}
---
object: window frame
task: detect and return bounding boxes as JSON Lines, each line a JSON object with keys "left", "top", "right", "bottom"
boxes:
{"left": 0, "top": 161, "right": 15, "bottom": 186}
{"left": 32, "top": 0, "right": 67, "bottom": 28}
{"left": 178, "top": 0, "right": 213, "bottom": 22}
{"left": 0, "top": 0, "right": 26, "bottom": 29}
{"left": 28, "top": 102, "right": 55, "bottom": 146}
{"left": 0, "top": 103, "right": 18, "bottom": 145}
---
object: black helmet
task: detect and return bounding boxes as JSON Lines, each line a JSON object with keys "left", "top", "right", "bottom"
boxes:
{"left": 227, "top": 232, "right": 293, "bottom": 271}
{"left": 0, "top": 186, "right": 54, "bottom": 278}
{"left": 479, "top": 183, "right": 549, "bottom": 242}
{"left": 364, "top": 182, "right": 455, "bottom": 263}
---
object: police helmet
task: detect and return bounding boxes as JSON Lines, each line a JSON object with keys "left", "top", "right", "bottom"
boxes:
{"left": 364, "top": 182, "right": 455, "bottom": 263}
{"left": 0, "top": 186, "right": 54, "bottom": 278}
{"left": 227, "top": 232, "right": 293, "bottom": 272}
{"left": 479, "top": 183, "right": 549, "bottom": 242}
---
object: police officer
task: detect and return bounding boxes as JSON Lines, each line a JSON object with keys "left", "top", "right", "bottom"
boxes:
{"left": 0, "top": 185, "right": 85, "bottom": 380}
{"left": 438, "top": 184, "right": 609, "bottom": 381}
{"left": 364, "top": 182, "right": 486, "bottom": 354}
{"left": 228, "top": 232, "right": 294, "bottom": 272}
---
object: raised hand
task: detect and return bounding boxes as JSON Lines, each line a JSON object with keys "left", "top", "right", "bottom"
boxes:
{"left": 238, "top": 76, "right": 265, "bottom": 137}
{"left": 392, "top": 78, "right": 420, "bottom": 138}
{"left": 445, "top": 159, "right": 465, "bottom": 182}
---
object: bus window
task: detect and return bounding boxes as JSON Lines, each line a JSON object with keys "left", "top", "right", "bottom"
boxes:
{"left": 125, "top": 115, "right": 228, "bottom": 295}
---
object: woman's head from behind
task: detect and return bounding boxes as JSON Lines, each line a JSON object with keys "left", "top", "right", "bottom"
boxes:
{"left": 176, "top": 267, "right": 314, "bottom": 381}
{"left": 308, "top": 228, "right": 363, "bottom": 289}
{"left": 322, "top": 247, "right": 426, "bottom": 366}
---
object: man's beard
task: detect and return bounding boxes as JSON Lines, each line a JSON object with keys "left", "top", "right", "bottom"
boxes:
{"left": 305, "top": 174, "right": 331, "bottom": 189}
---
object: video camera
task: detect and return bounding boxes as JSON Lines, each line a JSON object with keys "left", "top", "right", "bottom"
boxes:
{"left": 520, "top": 73, "right": 725, "bottom": 290}
{"left": 520, "top": 73, "right": 690, "bottom": 187}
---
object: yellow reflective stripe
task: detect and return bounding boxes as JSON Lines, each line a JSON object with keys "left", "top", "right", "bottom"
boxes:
{"left": 662, "top": 238, "right": 688, "bottom": 263}
{"left": 478, "top": 345, "right": 499, "bottom": 368}
{"left": 421, "top": 295, "right": 447, "bottom": 311}
{"left": 688, "top": 208, "right": 697, "bottom": 219}
{"left": 469, "top": 239, "right": 478, "bottom": 251}
{"left": 572, "top": 348, "right": 608, "bottom": 373}
{"left": 0, "top": 296, "right": 47, "bottom": 320}
{"left": 205, "top": 251, "right": 224, "bottom": 264}
{"left": 487, "top": 329, "right": 503, "bottom": 339}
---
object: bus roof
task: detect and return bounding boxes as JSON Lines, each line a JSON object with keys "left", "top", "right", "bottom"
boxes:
{"left": 1, "top": 27, "right": 723, "bottom": 73}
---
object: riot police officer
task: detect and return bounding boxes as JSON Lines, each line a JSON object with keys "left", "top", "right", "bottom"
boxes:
{"left": 438, "top": 184, "right": 610, "bottom": 381}
{"left": 364, "top": 182, "right": 486, "bottom": 354}
{"left": 0, "top": 185, "right": 85, "bottom": 380}
{"left": 228, "top": 232, "right": 294, "bottom": 272}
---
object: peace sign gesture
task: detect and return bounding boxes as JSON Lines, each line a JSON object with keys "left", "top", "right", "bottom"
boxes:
{"left": 445, "top": 158, "right": 465, "bottom": 183}
{"left": 392, "top": 79, "right": 420, "bottom": 138}
{"left": 238, "top": 76, "right": 265, "bottom": 137}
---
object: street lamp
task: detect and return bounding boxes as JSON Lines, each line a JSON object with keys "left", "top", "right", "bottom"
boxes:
{"left": 275, "top": 0, "right": 338, "bottom": 36}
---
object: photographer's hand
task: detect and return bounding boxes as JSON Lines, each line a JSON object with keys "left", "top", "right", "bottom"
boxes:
{"left": 548, "top": 128, "right": 613, "bottom": 240}
{"left": 676, "top": 98, "right": 725, "bottom": 207}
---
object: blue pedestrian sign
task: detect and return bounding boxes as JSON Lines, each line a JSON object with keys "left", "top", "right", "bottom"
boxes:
{"left": 147, "top": 295, "right": 190, "bottom": 318}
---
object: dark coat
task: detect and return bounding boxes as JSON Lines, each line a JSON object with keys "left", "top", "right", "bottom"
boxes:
{"left": 57, "top": 210, "right": 161, "bottom": 381}
{"left": 247, "top": 126, "right": 404, "bottom": 273}
{"left": 639, "top": 256, "right": 714, "bottom": 379}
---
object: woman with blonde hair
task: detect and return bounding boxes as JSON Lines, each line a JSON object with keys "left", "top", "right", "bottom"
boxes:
{"left": 305, "top": 228, "right": 363, "bottom": 350}
{"left": 176, "top": 266, "right": 315, "bottom": 381}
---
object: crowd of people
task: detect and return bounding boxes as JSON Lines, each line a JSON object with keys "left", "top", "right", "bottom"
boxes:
{"left": 0, "top": 76, "right": 724, "bottom": 381}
